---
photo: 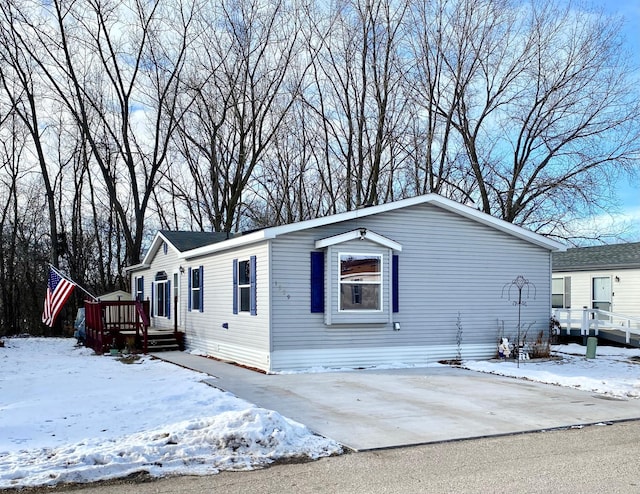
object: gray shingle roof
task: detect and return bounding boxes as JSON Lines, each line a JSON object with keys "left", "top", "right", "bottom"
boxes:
{"left": 552, "top": 242, "right": 640, "bottom": 271}
{"left": 160, "top": 230, "right": 233, "bottom": 252}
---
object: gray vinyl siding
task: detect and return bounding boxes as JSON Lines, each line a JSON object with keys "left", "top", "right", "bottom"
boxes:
{"left": 269, "top": 203, "right": 551, "bottom": 369}
{"left": 183, "top": 241, "right": 271, "bottom": 369}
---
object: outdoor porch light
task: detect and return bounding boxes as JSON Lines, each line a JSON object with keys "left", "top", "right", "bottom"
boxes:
{"left": 179, "top": 266, "right": 185, "bottom": 274}
{"left": 615, "top": 276, "right": 620, "bottom": 282}
{"left": 359, "top": 228, "right": 367, "bottom": 240}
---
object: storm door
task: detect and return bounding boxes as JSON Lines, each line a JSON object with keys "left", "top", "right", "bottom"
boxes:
{"left": 592, "top": 276, "right": 611, "bottom": 318}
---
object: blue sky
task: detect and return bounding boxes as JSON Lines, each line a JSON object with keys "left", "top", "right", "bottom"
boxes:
{"left": 592, "top": 0, "right": 640, "bottom": 242}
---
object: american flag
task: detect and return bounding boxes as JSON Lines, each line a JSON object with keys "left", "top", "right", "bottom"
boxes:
{"left": 42, "top": 268, "right": 76, "bottom": 327}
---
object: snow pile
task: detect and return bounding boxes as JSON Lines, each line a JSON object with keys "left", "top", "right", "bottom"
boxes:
{"left": 0, "top": 338, "right": 341, "bottom": 489}
{"left": 463, "top": 343, "right": 640, "bottom": 399}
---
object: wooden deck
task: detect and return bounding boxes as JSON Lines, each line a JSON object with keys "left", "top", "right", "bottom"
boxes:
{"left": 84, "top": 299, "right": 183, "bottom": 354}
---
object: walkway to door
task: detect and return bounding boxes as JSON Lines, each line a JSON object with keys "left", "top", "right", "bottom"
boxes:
{"left": 152, "top": 351, "right": 640, "bottom": 451}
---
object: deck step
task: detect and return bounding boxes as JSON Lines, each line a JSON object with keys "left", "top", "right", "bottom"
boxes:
{"left": 146, "top": 333, "right": 181, "bottom": 352}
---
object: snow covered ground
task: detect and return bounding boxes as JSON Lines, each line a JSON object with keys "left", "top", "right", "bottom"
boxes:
{"left": 1, "top": 338, "right": 639, "bottom": 489}
{"left": 0, "top": 338, "right": 341, "bottom": 489}
{"left": 463, "top": 343, "right": 640, "bottom": 399}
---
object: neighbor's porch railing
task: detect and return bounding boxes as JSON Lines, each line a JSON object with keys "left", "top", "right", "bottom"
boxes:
{"left": 85, "top": 299, "right": 150, "bottom": 354}
{"left": 553, "top": 308, "right": 640, "bottom": 344}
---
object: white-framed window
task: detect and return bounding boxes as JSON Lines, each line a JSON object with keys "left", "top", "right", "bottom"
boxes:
{"left": 238, "top": 259, "right": 251, "bottom": 312}
{"left": 552, "top": 277, "right": 571, "bottom": 309}
{"left": 338, "top": 253, "right": 382, "bottom": 311}
{"left": 233, "top": 257, "right": 256, "bottom": 315}
{"left": 190, "top": 267, "right": 201, "bottom": 312}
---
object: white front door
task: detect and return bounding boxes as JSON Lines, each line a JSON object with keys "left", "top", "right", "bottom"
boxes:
{"left": 592, "top": 276, "right": 611, "bottom": 316}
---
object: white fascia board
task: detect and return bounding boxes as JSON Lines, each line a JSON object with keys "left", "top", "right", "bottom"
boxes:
{"left": 272, "top": 193, "right": 564, "bottom": 252}
{"left": 124, "top": 262, "right": 149, "bottom": 273}
{"left": 267, "top": 195, "right": 433, "bottom": 236}
{"left": 179, "top": 195, "right": 437, "bottom": 260}
{"left": 137, "top": 231, "right": 180, "bottom": 266}
{"left": 174, "top": 193, "right": 564, "bottom": 260}
{"left": 315, "top": 229, "right": 402, "bottom": 251}
{"left": 180, "top": 229, "right": 271, "bottom": 260}
{"left": 426, "top": 196, "right": 567, "bottom": 252}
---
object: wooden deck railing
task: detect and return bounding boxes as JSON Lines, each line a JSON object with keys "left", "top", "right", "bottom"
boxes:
{"left": 85, "top": 299, "right": 150, "bottom": 354}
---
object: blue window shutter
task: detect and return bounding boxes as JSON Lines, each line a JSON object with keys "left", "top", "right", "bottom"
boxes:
{"left": 392, "top": 255, "right": 399, "bottom": 313}
{"left": 199, "top": 265, "right": 204, "bottom": 313}
{"left": 187, "top": 267, "right": 192, "bottom": 312}
{"left": 232, "top": 259, "right": 238, "bottom": 314}
{"left": 166, "top": 280, "right": 171, "bottom": 319}
{"left": 151, "top": 283, "right": 155, "bottom": 317}
{"left": 250, "top": 255, "right": 257, "bottom": 316}
{"left": 310, "top": 251, "right": 324, "bottom": 313}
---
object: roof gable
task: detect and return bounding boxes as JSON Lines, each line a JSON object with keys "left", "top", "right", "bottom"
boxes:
{"left": 315, "top": 229, "right": 402, "bottom": 251}
{"left": 553, "top": 242, "right": 640, "bottom": 271}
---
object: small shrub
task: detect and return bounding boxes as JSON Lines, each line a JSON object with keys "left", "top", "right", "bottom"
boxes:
{"left": 530, "top": 330, "right": 551, "bottom": 358}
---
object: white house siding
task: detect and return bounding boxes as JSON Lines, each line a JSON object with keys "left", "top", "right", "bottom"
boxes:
{"left": 182, "top": 241, "right": 272, "bottom": 370}
{"left": 269, "top": 203, "right": 552, "bottom": 371}
{"left": 553, "top": 269, "right": 640, "bottom": 318}
{"left": 138, "top": 243, "right": 182, "bottom": 331}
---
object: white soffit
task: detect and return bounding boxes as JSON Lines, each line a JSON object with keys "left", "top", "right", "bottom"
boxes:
{"left": 315, "top": 229, "right": 403, "bottom": 251}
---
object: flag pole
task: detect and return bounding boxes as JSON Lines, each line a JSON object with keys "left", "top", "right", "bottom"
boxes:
{"left": 49, "top": 264, "right": 98, "bottom": 301}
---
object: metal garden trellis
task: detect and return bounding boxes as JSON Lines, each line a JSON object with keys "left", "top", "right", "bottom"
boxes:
{"left": 501, "top": 275, "right": 536, "bottom": 368}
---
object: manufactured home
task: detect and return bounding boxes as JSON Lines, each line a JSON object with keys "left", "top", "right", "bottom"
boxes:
{"left": 552, "top": 242, "right": 640, "bottom": 316}
{"left": 127, "top": 194, "right": 564, "bottom": 372}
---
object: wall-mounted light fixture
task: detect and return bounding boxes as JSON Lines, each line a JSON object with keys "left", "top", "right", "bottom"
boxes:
{"left": 615, "top": 276, "right": 620, "bottom": 282}
{"left": 359, "top": 228, "right": 367, "bottom": 240}
{"left": 179, "top": 266, "right": 185, "bottom": 274}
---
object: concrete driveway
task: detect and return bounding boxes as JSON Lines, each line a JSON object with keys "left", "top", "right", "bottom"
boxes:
{"left": 154, "top": 352, "right": 640, "bottom": 451}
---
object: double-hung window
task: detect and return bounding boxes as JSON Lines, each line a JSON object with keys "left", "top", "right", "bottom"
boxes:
{"left": 233, "top": 256, "right": 257, "bottom": 315}
{"left": 189, "top": 266, "right": 203, "bottom": 312}
{"left": 552, "top": 276, "right": 571, "bottom": 309}
{"left": 339, "top": 253, "right": 382, "bottom": 311}
{"left": 238, "top": 260, "right": 251, "bottom": 312}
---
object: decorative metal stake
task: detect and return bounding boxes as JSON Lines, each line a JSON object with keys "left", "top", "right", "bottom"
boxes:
{"left": 501, "top": 275, "right": 536, "bottom": 368}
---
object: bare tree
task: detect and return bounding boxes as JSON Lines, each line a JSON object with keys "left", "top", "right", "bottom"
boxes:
{"left": 5, "top": 0, "right": 193, "bottom": 265}
{"left": 169, "top": 0, "right": 309, "bottom": 232}
{"left": 0, "top": 3, "right": 66, "bottom": 267}
{"left": 307, "top": 0, "right": 410, "bottom": 210}
{"left": 407, "top": 0, "right": 640, "bottom": 235}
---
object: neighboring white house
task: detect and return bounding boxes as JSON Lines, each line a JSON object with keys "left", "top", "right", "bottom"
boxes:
{"left": 552, "top": 242, "right": 640, "bottom": 317}
{"left": 126, "top": 194, "right": 565, "bottom": 372}
{"left": 96, "top": 290, "right": 132, "bottom": 302}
